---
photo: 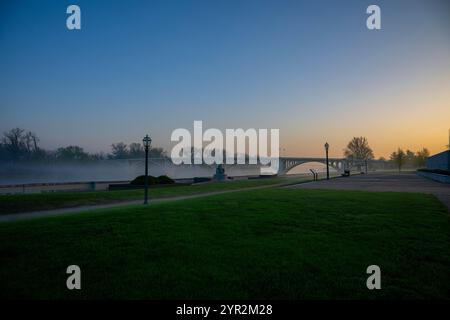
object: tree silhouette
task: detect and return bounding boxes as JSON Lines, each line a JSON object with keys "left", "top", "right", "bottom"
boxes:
{"left": 390, "top": 148, "right": 406, "bottom": 172}
{"left": 110, "top": 142, "right": 129, "bottom": 159}
{"left": 56, "top": 146, "right": 89, "bottom": 161}
{"left": 344, "top": 137, "right": 374, "bottom": 160}
{"left": 414, "top": 148, "right": 429, "bottom": 168}
{"left": 129, "top": 143, "right": 144, "bottom": 158}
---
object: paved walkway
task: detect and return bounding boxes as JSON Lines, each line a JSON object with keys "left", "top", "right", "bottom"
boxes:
{"left": 287, "top": 172, "right": 450, "bottom": 210}
{"left": 0, "top": 184, "right": 279, "bottom": 222}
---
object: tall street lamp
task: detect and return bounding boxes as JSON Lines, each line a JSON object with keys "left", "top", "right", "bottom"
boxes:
{"left": 143, "top": 134, "right": 152, "bottom": 205}
{"left": 324, "top": 142, "right": 330, "bottom": 180}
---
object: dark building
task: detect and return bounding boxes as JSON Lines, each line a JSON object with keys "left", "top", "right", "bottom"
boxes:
{"left": 427, "top": 150, "right": 450, "bottom": 170}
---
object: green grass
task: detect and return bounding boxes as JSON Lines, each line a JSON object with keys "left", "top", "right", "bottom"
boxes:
{"left": 1, "top": 188, "right": 449, "bottom": 299}
{"left": 0, "top": 174, "right": 318, "bottom": 214}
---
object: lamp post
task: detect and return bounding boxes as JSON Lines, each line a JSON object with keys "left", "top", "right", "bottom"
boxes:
{"left": 142, "top": 134, "right": 152, "bottom": 205}
{"left": 324, "top": 142, "right": 330, "bottom": 180}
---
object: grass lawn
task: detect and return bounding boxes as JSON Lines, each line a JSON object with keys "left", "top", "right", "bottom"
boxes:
{"left": 1, "top": 188, "right": 449, "bottom": 299}
{"left": 0, "top": 174, "right": 321, "bottom": 214}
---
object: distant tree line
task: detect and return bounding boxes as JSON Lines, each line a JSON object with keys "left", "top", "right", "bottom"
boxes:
{"left": 0, "top": 129, "right": 431, "bottom": 169}
{"left": 109, "top": 142, "right": 166, "bottom": 159}
{"left": 343, "top": 136, "right": 429, "bottom": 172}
{"left": 389, "top": 148, "right": 429, "bottom": 172}
{"left": 0, "top": 128, "right": 167, "bottom": 162}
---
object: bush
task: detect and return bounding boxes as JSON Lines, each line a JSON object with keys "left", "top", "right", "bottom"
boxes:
{"left": 130, "top": 175, "right": 175, "bottom": 185}
{"left": 156, "top": 175, "right": 175, "bottom": 184}
{"left": 130, "top": 175, "right": 157, "bottom": 185}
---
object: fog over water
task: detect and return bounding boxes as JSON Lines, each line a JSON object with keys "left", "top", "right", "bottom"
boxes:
{"left": 0, "top": 160, "right": 333, "bottom": 185}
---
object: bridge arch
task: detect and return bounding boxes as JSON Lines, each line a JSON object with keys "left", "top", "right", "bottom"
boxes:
{"left": 278, "top": 157, "right": 347, "bottom": 175}
{"left": 283, "top": 161, "right": 341, "bottom": 175}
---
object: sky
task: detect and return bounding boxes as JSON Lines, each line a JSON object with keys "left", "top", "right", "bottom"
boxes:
{"left": 0, "top": 0, "right": 449, "bottom": 158}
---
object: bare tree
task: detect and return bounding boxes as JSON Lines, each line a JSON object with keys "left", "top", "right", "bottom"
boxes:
{"left": 129, "top": 143, "right": 144, "bottom": 158}
{"left": 110, "top": 142, "right": 129, "bottom": 159}
{"left": 24, "top": 132, "right": 34, "bottom": 153}
{"left": 2, "top": 128, "right": 26, "bottom": 160}
{"left": 28, "top": 131, "right": 39, "bottom": 152}
{"left": 344, "top": 137, "right": 374, "bottom": 160}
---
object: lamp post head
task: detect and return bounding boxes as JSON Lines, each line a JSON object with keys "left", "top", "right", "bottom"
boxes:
{"left": 143, "top": 134, "right": 152, "bottom": 148}
{"left": 324, "top": 142, "right": 329, "bottom": 151}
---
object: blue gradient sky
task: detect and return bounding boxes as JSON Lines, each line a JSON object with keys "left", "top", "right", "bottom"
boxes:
{"left": 1, "top": 0, "right": 449, "bottom": 157}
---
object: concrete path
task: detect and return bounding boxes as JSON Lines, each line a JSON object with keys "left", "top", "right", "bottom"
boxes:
{"left": 287, "top": 172, "right": 450, "bottom": 210}
{"left": 0, "top": 184, "right": 279, "bottom": 222}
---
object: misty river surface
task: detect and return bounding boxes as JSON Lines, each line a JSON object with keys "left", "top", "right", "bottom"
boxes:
{"left": 0, "top": 160, "right": 332, "bottom": 185}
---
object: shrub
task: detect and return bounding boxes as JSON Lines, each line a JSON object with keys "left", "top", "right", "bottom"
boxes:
{"left": 130, "top": 175, "right": 175, "bottom": 185}
{"left": 156, "top": 175, "right": 175, "bottom": 184}
{"left": 130, "top": 175, "right": 157, "bottom": 185}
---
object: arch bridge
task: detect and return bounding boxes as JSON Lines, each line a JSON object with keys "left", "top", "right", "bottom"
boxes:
{"left": 278, "top": 157, "right": 368, "bottom": 175}
{"left": 125, "top": 157, "right": 371, "bottom": 176}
